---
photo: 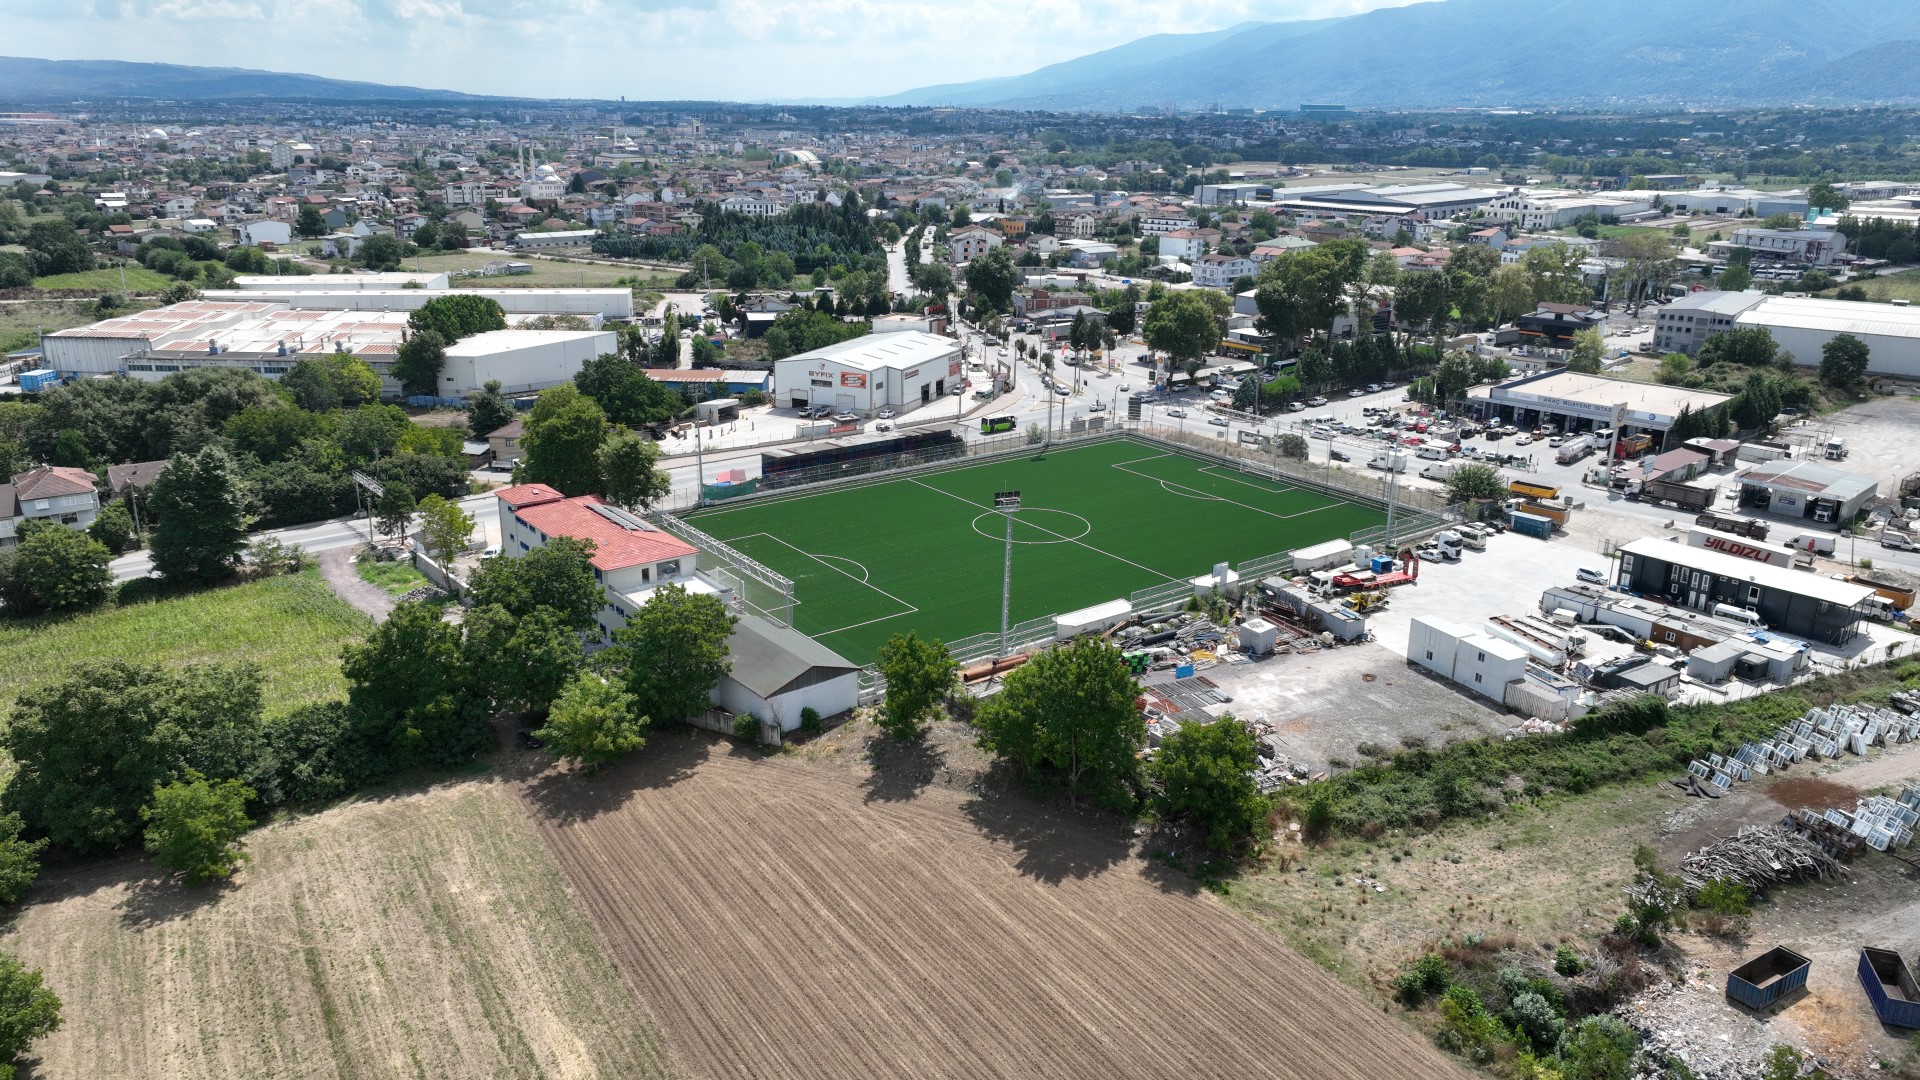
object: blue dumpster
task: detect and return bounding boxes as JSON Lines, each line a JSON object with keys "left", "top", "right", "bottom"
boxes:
{"left": 1508, "top": 510, "right": 1554, "bottom": 541}
{"left": 1858, "top": 948, "right": 1920, "bottom": 1029}
{"left": 17, "top": 369, "right": 57, "bottom": 392}
{"left": 1727, "top": 946, "right": 1811, "bottom": 1010}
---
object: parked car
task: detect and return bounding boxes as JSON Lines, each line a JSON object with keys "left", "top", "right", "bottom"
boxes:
{"left": 1366, "top": 383, "right": 1382, "bottom": 392}
{"left": 832, "top": 412, "right": 860, "bottom": 423}
{"left": 1548, "top": 435, "right": 1565, "bottom": 447}
{"left": 1165, "top": 407, "right": 1188, "bottom": 418}
{"left": 1208, "top": 416, "right": 1229, "bottom": 427}
{"left": 1287, "top": 401, "right": 1306, "bottom": 412}
{"left": 877, "top": 407, "right": 896, "bottom": 419}
{"left": 1308, "top": 396, "right": 1329, "bottom": 407}
{"left": 1347, "top": 389, "right": 1364, "bottom": 398}
{"left": 1576, "top": 568, "right": 1608, "bottom": 586}
{"left": 482, "top": 545, "right": 501, "bottom": 558}
{"left": 1514, "top": 434, "right": 1534, "bottom": 446}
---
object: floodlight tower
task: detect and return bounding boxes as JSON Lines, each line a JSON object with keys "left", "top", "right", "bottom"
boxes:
{"left": 995, "top": 490, "right": 1020, "bottom": 657}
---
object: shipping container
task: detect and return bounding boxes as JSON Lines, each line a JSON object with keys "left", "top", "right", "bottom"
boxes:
{"left": 1726, "top": 947, "right": 1811, "bottom": 1011}
{"left": 17, "top": 369, "right": 57, "bottom": 392}
{"left": 1857, "top": 948, "right": 1920, "bottom": 1030}
{"left": 1508, "top": 510, "right": 1554, "bottom": 540}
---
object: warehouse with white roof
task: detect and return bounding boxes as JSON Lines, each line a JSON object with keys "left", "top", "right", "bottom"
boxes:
{"left": 771, "top": 331, "right": 965, "bottom": 414}
{"left": 1735, "top": 295, "right": 1920, "bottom": 379}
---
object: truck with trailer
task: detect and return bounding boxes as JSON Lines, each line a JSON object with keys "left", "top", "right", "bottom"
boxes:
{"left": 1554, "top": 435, "right": 1595, "bottom": 464}
{"left": 1634, "top": 478, "right": 1715, "bottom": 510}
{"left": 1509, "top": 479, "right": 1561, "bottom": 502}
{"left": 1696, "top": 511, "right": 1768, "bottom": 541}
{"left": 1613, "top": 432, "right": 1652, "bottom": 459}
{"left": 1848, "top": 574, "right": 1917, "bottom": 611}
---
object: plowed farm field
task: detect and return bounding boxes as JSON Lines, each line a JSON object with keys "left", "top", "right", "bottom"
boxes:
{"left": 520, "top": 730, "right": 1467, "bottom": 1080}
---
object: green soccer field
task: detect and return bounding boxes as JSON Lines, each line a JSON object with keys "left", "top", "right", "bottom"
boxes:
{"left": 684, "top": 439, "right": 1387, "bottom": 664}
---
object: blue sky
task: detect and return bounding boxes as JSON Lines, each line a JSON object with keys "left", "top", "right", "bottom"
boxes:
{"left": 9, "top": 0, "right": 1424, "bottom": 100}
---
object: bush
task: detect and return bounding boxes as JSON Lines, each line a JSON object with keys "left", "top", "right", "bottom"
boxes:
{"left": 799, "top": 706, "right": 822, "bottom": 734}
{"left": 1396, "top": 952, "right": 1452, "bottom": 1004}
{"left": 142, "top": 772, "right": 254, "bottom": 885}
{"left": 246, "top": 537, "right": 309, "bottom": 576}
{"left": 1557, "top": 1015, "right": 1638, "bottom": 1080}
{"left": 731, "top": 713, "right": 761, "bottom": 744}
{"left": 1435, "top": 985, "right": 1505, "bottom": 1064}
{"left": 1554, "top": 945, "right": 1586, "bottom": 977}
{"left": 1506, "top": 991, "right": 1564, "bottom": 1052}
{"left": 1695, "top": 878, "right": 1752, "bottom": 916}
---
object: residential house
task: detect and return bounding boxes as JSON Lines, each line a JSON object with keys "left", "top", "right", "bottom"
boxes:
{"left": 485, "top": 418, "right": 526, "bottom": 465}
{"left": 1192, "top": 253, "right": 1257, "bottom": 290}
{"left": 0, "top": 466, "right": 101, "bottom": 547}
{"left": 1250, "top": 235, "right": 1317, "bottom": 263}
{"left": 948, "top": 225, "right": 1005, "bottom": 264}
{"left": 105, "top": 459, "right": 168, "bottom": 499}
{"left": 1055, "top": 210, "right": 1101, "bottom": 238}
{"left": 493, "top": 484, "right": 708, "bottom": 643}
{"left": 1158, "top": 228, "right": 1220, "bottom": 261}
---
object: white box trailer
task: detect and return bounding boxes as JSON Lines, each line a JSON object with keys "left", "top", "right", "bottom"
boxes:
{"left": 1289, "top": 539, "right": 1354, "bottom": 574}
{"left": 1054, "top": 599, "right": 1133, "bottom": 640}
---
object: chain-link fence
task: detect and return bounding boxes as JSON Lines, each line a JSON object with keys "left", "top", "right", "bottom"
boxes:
{"left": 644, "top": 512, "right": 796, "bottom": 627}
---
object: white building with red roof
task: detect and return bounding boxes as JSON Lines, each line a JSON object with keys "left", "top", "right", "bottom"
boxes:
{"left": 0, "top": 465, "right": 102, "bottom": 547}
{"left": 494, "top": 484, "right": 715, "bottom": 641}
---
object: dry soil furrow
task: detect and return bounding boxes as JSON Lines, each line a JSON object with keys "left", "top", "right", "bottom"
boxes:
{"left": 521, "top": 731, "right": 1469, "bottom": 1080}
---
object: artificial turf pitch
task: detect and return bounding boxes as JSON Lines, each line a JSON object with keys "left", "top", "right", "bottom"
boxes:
{"left": 684, "top": 439, "right": 1387, "bottom": 664}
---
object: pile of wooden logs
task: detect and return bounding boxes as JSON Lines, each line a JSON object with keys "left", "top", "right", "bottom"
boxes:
{"left": 1679, "top": 824, "right": 1847, "bottom": 893}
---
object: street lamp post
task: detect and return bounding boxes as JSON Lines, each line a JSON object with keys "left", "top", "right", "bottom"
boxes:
{"left": 995, "top": 491, "right": 1020, "bottom": 657}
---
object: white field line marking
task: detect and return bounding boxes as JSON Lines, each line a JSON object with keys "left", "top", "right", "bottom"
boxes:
{"left": 734, "top": 533, "right": 917, "bottom": 636}
{"left": 905, "top": 477, "right": 1184, "bottom": 585}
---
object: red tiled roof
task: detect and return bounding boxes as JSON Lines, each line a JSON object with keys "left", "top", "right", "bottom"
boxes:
{"left": 495, "top": 483, "right": 565, "bottom": 509}
{"left": 513, "top": 495, "right": 697, "bottom": 571}
{"left": 12, "top": 465, "right": 96, "bottom": 500}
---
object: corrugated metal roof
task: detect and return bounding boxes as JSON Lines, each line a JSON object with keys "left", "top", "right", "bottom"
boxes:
{"left": 1619, "top": 537, "right": 1877, "bottom": 607}
{"left": 1742, "top": 295, "right": 1920, "bottom": 339}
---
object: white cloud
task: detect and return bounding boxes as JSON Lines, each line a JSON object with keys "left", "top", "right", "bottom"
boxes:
{"left": 7, "top": 0, "right": 1427, "bottom": 100}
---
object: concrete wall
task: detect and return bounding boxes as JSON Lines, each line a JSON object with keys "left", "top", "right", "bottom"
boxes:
{"left": 713, "top": 671, "right": 859, "bottom": 732}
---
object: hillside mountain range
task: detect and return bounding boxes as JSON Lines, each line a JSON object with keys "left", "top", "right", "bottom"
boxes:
{"left": 875, "top": 0, "right": 1920, "bottom": 111}
{"left": 0, "top": 56, "right": 488, "bottom": 103}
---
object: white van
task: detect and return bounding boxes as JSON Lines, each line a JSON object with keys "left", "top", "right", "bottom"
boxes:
{"left": 1711, "top": 603, "right": 1764, "bottom": 628}
{"left": 1415, "top": 442, "right": 1450, "bottom": 461}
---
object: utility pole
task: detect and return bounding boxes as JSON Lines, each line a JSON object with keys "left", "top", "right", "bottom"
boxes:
{"left": 995, "top": 490, "right": 1020, "bottom": 657}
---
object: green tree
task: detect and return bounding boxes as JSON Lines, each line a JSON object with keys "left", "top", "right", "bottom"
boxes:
{"left": 1521, "top": 242, "right": 1590, "bottom": 305}
{"left": 355, "top": 233, "right": 407, "bottom": 271}
{"left": 1274, "top": 433, "right": 1309, "bottom": 461}
{"left": 1699, "top": 326, "right": 1778, "bottom": 368}
{"left": 1807, "top": 182, "right": 1849, "bottom": 215}
{"left": 1296, "top": 348, "right": 1333, "bottom": 389}
{"left": 22, "top": 220, "right": 93, "bottom": 276}
{"left": 1393, "top": 271, "right": 1451, "bottom": 342}
{"left": 519, "top": 385, "right": 608, "bottom": 496}
{"left": 1818, "top": 332, "right": 1870, "bottom": 389}
{"left": 463, "top": 605, "right": 581, "bottom": 716}
{"left": 1, "top": 662, "right": 263, "bottom": 852}
{"left": 1488, "top": 263, "right": 1535, "bottom": 325}
{"left": 1143, "top": 290, "right": 1224, "bottom": 367}
{"left": 1557, "top": 1015, "right": 1637, "bottom": 1080}
{"left": 1445, "top": 462, "right": 1506, "bottom": 503}
{"left": 1657, "top": 352, "right": 1694, "bottom": 385}
{"left": 0, "top": 952, "right": 62, "bottom": 1070}
{"left": 341, "top": 601, "right": 486, "bottom": 770}
{"left": 975, "top": 638, "right": 1144, "bottom": 808}
{"left": 574, "top": 354, "right": 681, "bottom": 427}
{"left": 149, "top": 444, "right": 251, "bottom": 584}
{"left": 466, "top": 536, "right": 602, "bottom": 630}
{"left": 392, "top": 328, "right": 446, "bottom": 396}
{"left": 1153, "top": 716, "right": 1270, "bottom": 853}
{"left": 965, "top": 247, "right": 1017, "bottom": 313}
{"left": 414, "top": 493, "right": 474, "bottom": 563}
{"left": 595, "top": 427, "right": 672, "bottom": 511}
{"left": 295, "top": 205, "right": 326, "bottom": 238}
{"left": 1566, "top": 326, "right": 1606, "bottom": 373}
{"left": 612, "top": 583, "right": 736, "bottom": 723}
{"left": 282, "top": 352, "right": 381, "bottom": 411}
{"left": 407, "top": 294, "right": 506, "bottom": 343}
{"left": 875, "top": 631, "right": 958, "bottom": 740}
{"left": 142, "top": 772, "right": 253, "bottom": 884}
{"left": 373, "top": 482, "right": 416, "bottom": 542}
{"left": 466, "top": 379, "right": 515, "bottom": 437}
{"left": 534, "top": 673, "right": 649, "bottom": 771}
{"left": 0, "top": 521, "right": 111, "bottom": 614}
{"left": 1718, "top": 263, "right": 1751, "bottom": 292}
{"left": 0, "top": 815, "right": 44, "bottom": 904}
{"left": 909, "top": 259, "right": 953, "bottom": 296}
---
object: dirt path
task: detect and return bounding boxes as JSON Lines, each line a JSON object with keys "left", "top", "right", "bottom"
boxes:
{"left": 515, "top": 729, "right": 1469, "bottom": 1080}
{"left": 318, "top": 547, "right": 395, "bottom": 622}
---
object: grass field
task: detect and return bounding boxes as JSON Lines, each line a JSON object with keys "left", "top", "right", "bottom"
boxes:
{"left": 0, "top": 570, "right": 370, "bottom": 722}
{"left": 685, "top": 439, "right": 1385, "bottom": 662}
{"left": 354, "top": 558, "right": 431, "bottom": 596}
{"left": 401, "top": 250, "right": 677, "bottom": 289}
{"left": 7, "top": 778, "right": 677, "bottom": 1080}
{"left": 1822, "top": 269, "right": 1920, "bottom": 304}
{"left": 32, "top": 266, "right": 174, "bottom": 292}
{"left": 0, "top": 298, "right": 126, "bottom": 353}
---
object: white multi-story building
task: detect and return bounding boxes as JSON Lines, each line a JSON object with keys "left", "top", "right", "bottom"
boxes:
{"left": 1708, "top": 228, "right": 1847, "bottom": 267}
{"left": 493, "top": 485, "right": 705, "bottom": 642}
{"left": 0, "top": 466, "right": 101, "bottom": 548}
{"left": 1191, "top": 253, "right": 1257, "bottom": 289}
{"left": 947, "top": 225, "right": 1004, "bottom": 264}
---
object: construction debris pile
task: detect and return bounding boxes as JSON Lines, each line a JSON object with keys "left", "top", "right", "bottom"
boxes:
{"left": 1509, "top": 717, "right": 1569, "bottom": 737}
{"left": 1117, "top": 612, "right": 1235, "bottom": 672}
{"left": 1679, "top": 825, "right": 1847, "bottom": 893}
{"left": 1138, "top": 678, "right": 1325, "bottom": 792}
{"left": 1676, "top": 701, "right": 1920, "bottom": 798}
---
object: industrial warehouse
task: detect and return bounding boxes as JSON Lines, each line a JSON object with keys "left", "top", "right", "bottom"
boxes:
{"left": 770, "top": 330, "right": 966, "bottom": 415}
{"left": 1656, "top": 289, "right": 1920, "bottom": 379}
{"left": 1467, "top": 370, "right": 1732, "bottom": 445}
